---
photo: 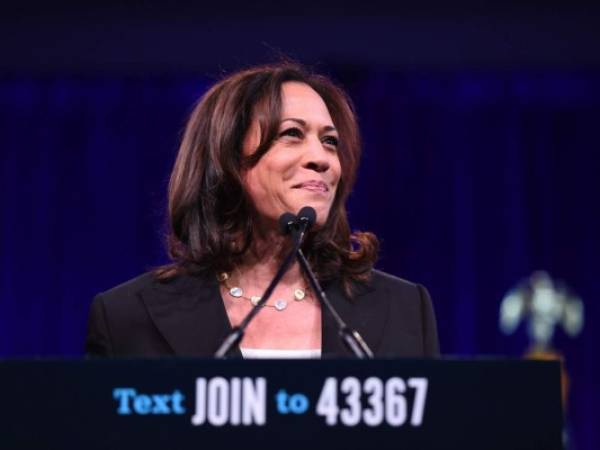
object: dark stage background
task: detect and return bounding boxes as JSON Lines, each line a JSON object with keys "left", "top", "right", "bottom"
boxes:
{"left": 1, "top": 4, "right": 599, "bottom": 449}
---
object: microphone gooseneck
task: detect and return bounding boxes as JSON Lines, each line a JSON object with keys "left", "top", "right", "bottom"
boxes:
{"left": 214, "top": 205, "right": 374, "bottom": 359}
{"left": 291, "top": 208, "right": 374, "bottom": 359}
{"left": 214, "top": 210, "right": 308, "bottom": 358}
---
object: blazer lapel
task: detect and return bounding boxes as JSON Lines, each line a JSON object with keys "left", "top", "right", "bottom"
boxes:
{"left": 321, "top": 279, "right": 389, "bottom": 358}
{"left": 140, "top": 274, "right": 242, "bottom": 358}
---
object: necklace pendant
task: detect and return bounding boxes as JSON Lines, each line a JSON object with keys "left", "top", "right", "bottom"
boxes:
{"left": 250, "top": 295, "right": 261, "bottom": 306}
{"left": 229, "top": 286, "right": 243, "bottom": 298}
{"left": 294, "top": 288, "right": 306, "bottom": 301}
{"left": 274, "top": 299, "right": 288, "bottom": 311}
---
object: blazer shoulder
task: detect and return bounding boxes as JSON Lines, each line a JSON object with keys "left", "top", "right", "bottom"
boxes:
{"left": 96, "top": 272, "right": 158, "bottom": 305}
{"left": 365, "top": 269, "right": 440, "bottom": 357}
{"left": 367, "top": 269, "right": 433, "bottom": 310}
{"left": 369, "top": 269, "right": 420, "bottom": 290}
{"left": 86, "top": 272, "right": 156, "bottom": 357}
{"left": 95, "top": 270, "right": 215, "bottom": 310}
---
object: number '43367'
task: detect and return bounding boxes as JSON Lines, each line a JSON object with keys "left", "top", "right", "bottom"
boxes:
{"left": 316, "top": 377, "right": 428, "bottom": 427}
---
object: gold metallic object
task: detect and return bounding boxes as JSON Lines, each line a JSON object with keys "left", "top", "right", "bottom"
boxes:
{"left": 499, "top": 271, "right": 584, "bottom": 410}
{"left": 218, "top": 272, "right": 310, "bottom": 312}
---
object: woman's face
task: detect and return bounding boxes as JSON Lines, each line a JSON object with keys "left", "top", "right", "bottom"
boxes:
{"left": 242, "top": 81, "right": 342, "bottom": 229}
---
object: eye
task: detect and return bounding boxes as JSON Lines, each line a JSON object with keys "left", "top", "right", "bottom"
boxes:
{"left": 322, "top": 135, "right": 339, "bottom": 148}
{"left": 279, "top": 127, "right": 304, "bottom": 139}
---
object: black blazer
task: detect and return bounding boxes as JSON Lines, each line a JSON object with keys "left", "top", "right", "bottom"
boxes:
{"left": 85, "top": 269, "right": 439, "bottom": 358}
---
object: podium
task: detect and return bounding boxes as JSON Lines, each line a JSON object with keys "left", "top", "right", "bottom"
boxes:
{"left": 1, "top": 358, "right": 562, "bottom": 449}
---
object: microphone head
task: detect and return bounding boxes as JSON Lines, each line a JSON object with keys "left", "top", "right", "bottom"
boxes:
{"left": 297, "top": 206, "right": 317, "bottom": 229}
{"left": 278, "top": 212, "right": 297, "bottom": 235}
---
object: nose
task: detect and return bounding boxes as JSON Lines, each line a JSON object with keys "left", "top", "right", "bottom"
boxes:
{"left": 302, "top": 137, "right": 332, "bottom": 173}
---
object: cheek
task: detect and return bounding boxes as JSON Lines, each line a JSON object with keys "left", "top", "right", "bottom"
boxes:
{"left": 243, "top": 150, "right": 301, "bottom": 204}
{"left": 333, "top": 156, "right": 342, "bottom": 184}
{"left": 269, "top": 150, "right": 299, "bottom": 180}
{"left": 258, "top": 153, "right": 300, "bottom": 192}
{"left": 242, "top": 168, "right": 266, "bottom": 205}
{"left": 243, "top": 161, "right": 282, "bottom": 204}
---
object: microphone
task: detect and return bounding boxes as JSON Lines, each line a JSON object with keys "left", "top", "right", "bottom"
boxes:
{"left": 296, "top": 206, "right": 316, "bottom": 228}
{"left": 278, "top": 212, "right": 297, "bottom": 235}
{"left": 293, "top": 207, "right": 374, "bottom": 359}
{"left": 214, "top": 210, "right": 309, "bottom": 358}
{"left": 278, "top": 207, "right": 315, "bottom": 236}
{"left": 287, "top": 206, "right": 316, "bottom": 247}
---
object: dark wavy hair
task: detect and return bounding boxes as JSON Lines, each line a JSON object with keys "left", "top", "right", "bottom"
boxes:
{"left": 157, "top": 62, "right": 379, "bottom": 296}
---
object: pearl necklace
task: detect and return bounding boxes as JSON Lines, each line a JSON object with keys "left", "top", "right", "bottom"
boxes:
{"left": 217, "top": 272, "right": 309, "bottom": 311}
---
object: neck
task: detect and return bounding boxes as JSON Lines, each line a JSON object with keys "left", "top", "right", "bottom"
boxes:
{"left": 236, "top": 224, "right": 303, "bottom": 288}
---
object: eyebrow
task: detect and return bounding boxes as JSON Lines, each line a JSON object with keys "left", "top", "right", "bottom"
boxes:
{"left": 281, "top": 118, "right": 337, "bottom": 133}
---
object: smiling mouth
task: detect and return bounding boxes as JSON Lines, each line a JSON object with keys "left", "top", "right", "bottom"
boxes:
{"left": 292, "top": 181, "right": 329, "bottom": 192}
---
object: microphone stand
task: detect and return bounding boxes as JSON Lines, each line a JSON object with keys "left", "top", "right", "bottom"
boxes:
{"left": 214, "top": 206, "right": 373, "bottom": 359}
{"left": 295, "top": 246, "right": 374, "bottom": 359}
{"left": 214, "top": 216, "right": 308, "bottom": 359}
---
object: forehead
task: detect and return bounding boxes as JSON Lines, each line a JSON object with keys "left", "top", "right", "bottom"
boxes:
{"left": 280, "top": 81, "right": 334, "bottom": 125}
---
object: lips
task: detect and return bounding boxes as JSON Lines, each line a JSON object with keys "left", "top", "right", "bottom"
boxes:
{"left": 292, "top": 180, "right": 329, "bottom": 192}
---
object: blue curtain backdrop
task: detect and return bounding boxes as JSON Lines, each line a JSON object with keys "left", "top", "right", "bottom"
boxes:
{"left": 1, "top": 70, "right": 599, "bottom": 449}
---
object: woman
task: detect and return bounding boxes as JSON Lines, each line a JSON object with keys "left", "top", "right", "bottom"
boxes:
{"left": 85, "top": 62, "right": 439, "bottom": 358}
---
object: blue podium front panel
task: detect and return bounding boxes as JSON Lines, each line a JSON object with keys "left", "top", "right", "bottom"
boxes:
{"left": 0, "top": 358, "right": 562, "bottom": 450}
